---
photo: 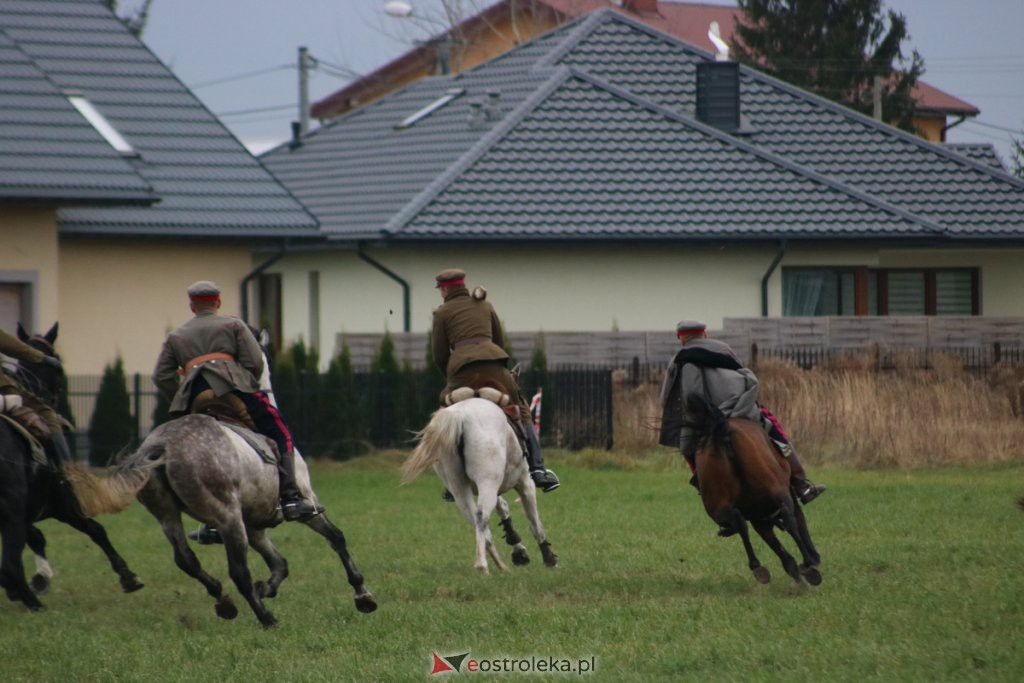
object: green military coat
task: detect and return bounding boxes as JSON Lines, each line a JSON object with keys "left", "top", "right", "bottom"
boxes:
{"left": 431, "top": 287, "right": 509, "bottom": 376}
{"left": 152, "top": 311, "right": 263, "bottom": 414}
{"left": 0, "top": 328, "right": 45, "bottom": 390}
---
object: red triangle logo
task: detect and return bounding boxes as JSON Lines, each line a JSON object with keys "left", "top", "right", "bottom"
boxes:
{"left": 431, "top": 652, "right": 455, "bottom": 675}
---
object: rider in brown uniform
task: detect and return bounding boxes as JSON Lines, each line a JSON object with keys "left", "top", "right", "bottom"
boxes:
{"left": 153, "top": 281, "right": 318, "bottom": 527}
{"left": 431, "top": 268, "right": 559, "bottom": 494}
{"left": 659, "top": 320, "right": 825, "bottom": 505}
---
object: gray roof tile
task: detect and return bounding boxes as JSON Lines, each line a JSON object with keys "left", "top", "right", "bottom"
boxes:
{"left": 262, "top": 8, "right": 1024, "bottom": 242}
{"left": 0, "top": 0, "right": 317, "bottom": 238}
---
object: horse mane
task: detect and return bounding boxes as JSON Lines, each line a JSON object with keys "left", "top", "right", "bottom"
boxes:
{"left": 683, "top": 393, "right": 733, "bottom": 460}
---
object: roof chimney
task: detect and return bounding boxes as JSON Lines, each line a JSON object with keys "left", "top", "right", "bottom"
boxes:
{"left": 696, "top": 61, "right": 740, "bottom": 132}
{"left": 622, "top": 0, "right": 658, "bottom": 14}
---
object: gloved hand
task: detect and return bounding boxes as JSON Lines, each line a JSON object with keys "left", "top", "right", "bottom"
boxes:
{"left": 0, "top": 394, "right": 24, "bottom": 412}
{"left": 42, "top": 355, "right": 63, "bottom": 371}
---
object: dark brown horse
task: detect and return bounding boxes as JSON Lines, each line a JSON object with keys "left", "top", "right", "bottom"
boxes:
{"left": 685, "top": 393, "right": 821, "bottom": 586}
{"left": 0, "top": 324, "right": 143, "bottom": 611}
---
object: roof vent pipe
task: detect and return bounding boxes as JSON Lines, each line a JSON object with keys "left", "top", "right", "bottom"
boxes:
{"left": 289, "top": 121, "right": 303, "bottom": 150}
{"left": 696, "top": 61, "right": 740, "bottom": 132}
{"left": 483, "top": 90, "right": 501, "bottom": 121}
{"left": 468, "top": 100, "right": 486, "bottom": 129}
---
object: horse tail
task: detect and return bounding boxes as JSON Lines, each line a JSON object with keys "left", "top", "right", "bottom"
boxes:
{"left": 401, "top": 408, "right": 463, "bottom": 485}
{"left": 65, "top": 444, "right": 166, "bottom": 517}
{"left": 684, "top": 393, "right": 733, "bottom": 461}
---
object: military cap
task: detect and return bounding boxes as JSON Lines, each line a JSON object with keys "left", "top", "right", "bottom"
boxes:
{"left": 186, "top": 280, "right": 221, "bottom": 300}
{"left": 435, "top": 268, "right": 466, "bottom": 288}
{"left": 675, "top": 319, "right": 707, "bottom": 334}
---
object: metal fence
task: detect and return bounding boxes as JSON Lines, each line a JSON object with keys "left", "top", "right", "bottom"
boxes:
{"left": 62, "top": 344, "right": 1024, "bottom": 458}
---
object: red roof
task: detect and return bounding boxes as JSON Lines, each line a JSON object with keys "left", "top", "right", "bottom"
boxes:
{"left": 313, "top": 0, "right": 978, "bottom": 119}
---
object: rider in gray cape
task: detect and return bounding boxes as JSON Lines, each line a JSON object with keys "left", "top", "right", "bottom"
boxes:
{"left": 153, "top": 281, "right": 318, "bottom": 541}
{"left": 659, "top": 320, "right": 825, "bottom": 505}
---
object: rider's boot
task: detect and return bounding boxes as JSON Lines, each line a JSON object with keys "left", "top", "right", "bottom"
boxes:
{"left": 187, "top": 525, "right": 223, "bottom": 545}
{"left": 786, "top": 447, "right": 826, "bottom": 505}
{"left": 522, "top": 421, "right": 559, "bottom": 492}
{"left": 278, "top": 449, "right": 320, "bottom": 521}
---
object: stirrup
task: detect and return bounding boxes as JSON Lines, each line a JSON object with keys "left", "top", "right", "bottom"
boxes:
{"left": 187, "top": 525, "right": 223, "bottom": 545}
{"left": 796, "top": 482, "right": 827, "bottom": 505}
{"left": 530, "top": 468, "right": 560, "bottom": 493}
{"left": 280, "top": 496, "right": 321, "bottom": 521}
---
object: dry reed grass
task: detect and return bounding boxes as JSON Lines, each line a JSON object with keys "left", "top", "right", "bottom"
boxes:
{"left": 610, "top": 354, "right": 1024, "bottom": 468}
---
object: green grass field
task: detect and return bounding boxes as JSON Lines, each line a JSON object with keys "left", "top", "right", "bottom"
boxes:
{"left": 2, "top": 454, "right": 1023, "bottom": 682}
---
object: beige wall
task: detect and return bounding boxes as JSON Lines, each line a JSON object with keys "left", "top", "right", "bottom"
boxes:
{"left": 0, "top": 206, "right": 60, "bottom": 331}
{"left": 58, "top": 238, "right": 254, "bottom": 375}
{"left": 272, "top": 242, "right": 1024, "bottom": 368}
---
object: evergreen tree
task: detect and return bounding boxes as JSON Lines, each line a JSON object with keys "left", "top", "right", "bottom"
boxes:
{"left": 150, "top": 388, "right": 172, "bottom": 431}
{"left": 369, "top": 331, "right": 402, "bottom": 447}
{"left": 320, "top": 342, "right": 366, "bottom": 459}
{"left": 733, "top": 0, "right": 924, "bottom": 131}
{"left": 89, "top": 357, "right": 133, "bottom": 465}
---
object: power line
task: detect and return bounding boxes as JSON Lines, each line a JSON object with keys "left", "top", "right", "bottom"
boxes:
{"left": 217, "top": 103, "right": 294, "bottom": 118}
{"left": 189, "top": 64, "right": 293, "bottom": 90}
{"left": 964, "top": 119, "right": 1023, "bottom": 135}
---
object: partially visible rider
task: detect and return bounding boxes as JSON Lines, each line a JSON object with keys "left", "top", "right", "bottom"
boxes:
{"left": 659, "top": 319, "right": 825, "bottom": 505}
{"left": 153, "top": 280, "right": 318, "bottom": 525}
{"left": 431, "top": 268, "right": 559, "bottom": 495}
{"left": 0, "top": 327, "right": 73, "bottom": 481}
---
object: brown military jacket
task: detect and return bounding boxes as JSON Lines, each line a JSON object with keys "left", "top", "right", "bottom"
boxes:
{"left": 0, "top": 328, "right": 45, "bottom": 390}
{"left": 153, "top": 311, "right": 263, "bottom": 414}
{"left": 431, "top": 286, "right": 509, "bottom": 377}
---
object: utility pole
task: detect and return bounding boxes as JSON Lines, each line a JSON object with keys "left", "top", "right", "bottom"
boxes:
{"left": 298, "top": 46, "right": 311, "bottom": 134}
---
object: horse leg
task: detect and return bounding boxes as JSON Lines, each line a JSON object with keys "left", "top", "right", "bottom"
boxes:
{"left": 0, "top": 516, "right": 44, "bottom": 610}
{"left": 156, "top": 515, "right": 239, "bottom": 620}
{"left": 52, "top": 507, "right": 144, "bottom": 593}
{"left": 474, "top": 486, "right": 507, "bottom": 573}
{"left": 26, "top": 525, "right": 53, "bottom": 595}
{"left": 495, "top": 496, "right": 530, "bottom": 566}
{"left": 218, "top": 520, "right": 277, "bottom": 628}
{"left": 793, "top": 503, "right": 822, "bottom": 571}
{"left": 514, "top": 479, "right": 558, "bottom": 568}
{"left": 779, "top": 500, "right": 822, "bottom": 586}
{"left": 448, "top": 483, "right": 491, "bottom": 574}
{"left": 303, "top": 513, "right": 376, "bottom": 613}
{"left": 247, "top": 528, "right": 288, "bottom": 599}
{"left": 750, "top": 517, "right": 804, "bottom": 585}
{"left": 724, "top": 509, "right": 770, "bottom": 584}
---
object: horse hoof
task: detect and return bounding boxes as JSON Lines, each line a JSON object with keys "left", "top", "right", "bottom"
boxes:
{"left": 801, "top": 566, "right": 822, "bottom": 586}
{"left": 354, "top": 593, "right": 378, "bottom": 614}
{"left": 30, "top": 574, "right": 50, "bottom": 595}
{"left": 27, "top": 602, "right": 46, "bottom": 612}
{"left": 260, "top": 613, "right": 279, "bottom": 629}
{"left": 121, "top": 576, "right": 145, "bottom": 593}
{"left": 511, "top": 548, "right": 530, "bottom": 566}
{"left": 752, "top": 566, "right": 771, "bottom": 584}
{"left": 214, "top": 596, "right": 238, "bottom": 620}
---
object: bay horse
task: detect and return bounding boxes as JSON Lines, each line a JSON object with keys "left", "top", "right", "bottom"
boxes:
{"left": 685, "top": 393, "right": 821, "bottom": 586}
{"left": 69, "top": 332, "right": 376, "bottom": 628}
{"left": 0, "top": 323, "right": 143, "bottom": 612}
{"left": 402, "top": 397, "right": 557, "bottom": 574}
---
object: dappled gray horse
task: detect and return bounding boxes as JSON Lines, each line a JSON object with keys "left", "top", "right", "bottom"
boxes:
{"left": 70, "top": 343, "right": 375, "bottom": 627}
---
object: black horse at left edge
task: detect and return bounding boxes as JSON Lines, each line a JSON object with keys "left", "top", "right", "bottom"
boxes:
{"left": 0, "top": 323, "right": 143, "bottom": 611}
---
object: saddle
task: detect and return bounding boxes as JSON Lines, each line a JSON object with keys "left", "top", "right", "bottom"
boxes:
{"left": 443, "top": 385, "right": 527, "bottom": 441}
{"left": 190, "top": 389, "right": 279, "bottom": 464}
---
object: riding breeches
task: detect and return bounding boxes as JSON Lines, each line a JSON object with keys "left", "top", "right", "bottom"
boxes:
{"left": 188, "top": 375, "right": 294, "bottom": 455}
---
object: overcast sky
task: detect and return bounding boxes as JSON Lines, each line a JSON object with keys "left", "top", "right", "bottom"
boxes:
{"left": 124, "top": 0, "right": 1024, "bottom": 164}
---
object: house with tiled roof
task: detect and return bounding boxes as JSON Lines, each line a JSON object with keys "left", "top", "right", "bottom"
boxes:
{"left": 260, "top": 8, "right": 1024, "bottom": 354}
{"left": 312, "top": 0, "right": 980, "bottom": 144}
{"left": 0, "top": 0, "right": 319, "bottom": 373}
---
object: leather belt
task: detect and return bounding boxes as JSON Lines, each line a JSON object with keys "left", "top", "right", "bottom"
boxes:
{"left": 451, "top": 336, "right": 491, "bottom": 350}
{"left": 177, "top": 352, "right": 235, "bottom": 376}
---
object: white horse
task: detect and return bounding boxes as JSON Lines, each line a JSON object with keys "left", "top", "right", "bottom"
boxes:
{"left": 402, "top": 398, "right": 558, "bottom": 574}
{"left": 69, "top": 331, "right": 376, "bottom": 627}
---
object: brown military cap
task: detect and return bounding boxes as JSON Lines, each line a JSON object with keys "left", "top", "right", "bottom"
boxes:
{"left": 675, "top": 319, "right": 706, "bottom": 334}
{"left": 186, "top": 280, "right": 221, "bottom": 301}
{"left": 435, "top": 268, "right": 466, "bottom": 288}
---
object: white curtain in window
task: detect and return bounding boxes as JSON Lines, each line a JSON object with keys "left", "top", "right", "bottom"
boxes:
{"left": 783, "top": 271, "right": 825, "bottom": 316}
